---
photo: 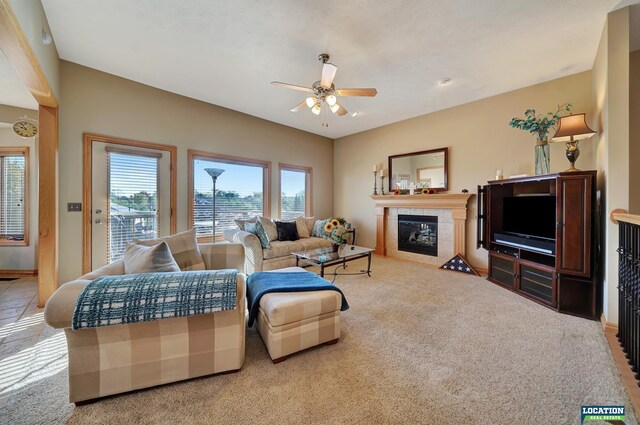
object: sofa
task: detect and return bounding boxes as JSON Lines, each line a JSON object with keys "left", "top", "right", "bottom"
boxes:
{"left": 44, "top": 243, "right": 246, "bottom": 403}
{"left": 224, "top": 229, "right": 331, "bottom": 273}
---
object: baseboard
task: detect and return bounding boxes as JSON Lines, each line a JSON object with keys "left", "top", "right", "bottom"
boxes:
{"left": 601, "top": 313, "right": 619, "bottom": 333}
{"left": 0, "top": 269, "right": 38, "bottom": 278}
{"left": 475, "top": 267, "right": 488, "bottom": 276}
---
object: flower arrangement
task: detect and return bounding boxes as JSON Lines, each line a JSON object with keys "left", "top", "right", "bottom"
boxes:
{"left": 324, "top": 218, "right": 348, "bottom": 245}
{"left": 508, "top": 103, "right": 572, "bottom": 144}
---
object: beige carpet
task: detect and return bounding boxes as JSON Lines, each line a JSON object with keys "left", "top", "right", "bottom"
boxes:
{"left": 0, "top": 256, "right": 636, "bottom": 425}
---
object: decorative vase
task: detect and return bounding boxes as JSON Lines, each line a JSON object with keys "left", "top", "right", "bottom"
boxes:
{"left": 332, "top": 244, "right": 340, "bottom": 252}
{"left": 535, "top": 140, "right": 550, "bottom": 175}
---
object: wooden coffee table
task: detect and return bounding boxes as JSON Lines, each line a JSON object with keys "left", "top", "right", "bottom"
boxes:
{"left": 292, "top": 245, "right": 374, "bottom": 281}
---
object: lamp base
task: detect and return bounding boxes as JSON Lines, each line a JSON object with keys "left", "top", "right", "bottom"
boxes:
{"left": 564, "top": 141, "right": 581, "bottom": 173}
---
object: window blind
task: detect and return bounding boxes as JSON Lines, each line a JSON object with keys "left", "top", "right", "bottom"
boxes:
{"left": 280, "top": 168, "right": 307, "bottom": 220}
{"left": 193, "top": 158, "right": 265, "bottom": 238}
{"left": 0, "top": 154, "right": 26, "bottom": 239}
{"left": 107, "top": 152, "right": 159, "bottom": 263}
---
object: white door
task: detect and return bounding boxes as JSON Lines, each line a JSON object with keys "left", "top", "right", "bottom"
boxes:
{"left": 91, "top": 142, "right": 171, "bottom": 270}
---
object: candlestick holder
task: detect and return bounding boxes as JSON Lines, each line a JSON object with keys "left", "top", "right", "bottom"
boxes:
{"left": 372, "top": 171, "right": 378, "bottom": 195}
{"left": 380, "top": 175, "right": 386, "bottom": 195}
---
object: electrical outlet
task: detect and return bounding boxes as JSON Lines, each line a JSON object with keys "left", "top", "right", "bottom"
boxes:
{"left": 67, "top": 203, "right": 82, "bottom": 212}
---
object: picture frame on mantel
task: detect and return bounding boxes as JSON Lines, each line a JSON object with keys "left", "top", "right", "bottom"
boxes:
{"left": 388, "top": 147, "right": 449, "bottom": 194}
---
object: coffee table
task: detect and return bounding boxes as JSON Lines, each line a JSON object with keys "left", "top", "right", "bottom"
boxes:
{"left": 292, "top": 245, "right": 374, "bottom": 281}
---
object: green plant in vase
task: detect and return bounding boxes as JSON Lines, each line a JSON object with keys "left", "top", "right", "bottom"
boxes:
{"left": 324, "top": 218, "right": 349, "bottom": 251}
{"left": 509, "top": 103, "right": 572, "bottom": 175}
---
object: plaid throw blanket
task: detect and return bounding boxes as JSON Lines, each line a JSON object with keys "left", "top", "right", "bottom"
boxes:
{"left": 72, "top": 270, "right": 238, "bottom": 330}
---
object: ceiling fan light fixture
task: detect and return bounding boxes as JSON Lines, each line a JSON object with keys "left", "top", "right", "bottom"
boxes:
{"left": 311, "top": 103, "right": 322, "bottom": 115}
{"left": 435, "top": 77, "right": 452, "bottom": 86}
{"left": 326, "top": 94, "right": 337, "bottom": 106}
{"left": 329, "top": 103, "right": 340, "bottom": 113}
{"left": 305, "top": 97, "right": 316, "bottom": 108}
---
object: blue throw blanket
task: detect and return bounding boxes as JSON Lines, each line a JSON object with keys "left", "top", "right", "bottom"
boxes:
{"left": 72, "top": 270, "right": 238, "bottom": 330}
{"left": 246, "top": 271, "right": 349, "bottom": 327}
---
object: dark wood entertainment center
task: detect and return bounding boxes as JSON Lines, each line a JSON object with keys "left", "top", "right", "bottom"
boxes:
{"left": 477, "top": 170, "right": 598, "bottom": 319}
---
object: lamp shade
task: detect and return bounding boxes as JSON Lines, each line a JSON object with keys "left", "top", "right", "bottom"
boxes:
{"left": 205, "top": 168, "right": 225, "bottom": 179}
{"left": 550, "top": 113, "right": 596, "bottom": 143}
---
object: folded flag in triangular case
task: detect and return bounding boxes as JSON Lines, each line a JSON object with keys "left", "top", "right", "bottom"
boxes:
{"left": 439, "top": 254, "right": 480, "bottom": 276}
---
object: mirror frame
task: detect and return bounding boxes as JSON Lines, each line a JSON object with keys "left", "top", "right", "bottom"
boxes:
{"left": 388, "top": 147, "right": 449, "bottom": 193}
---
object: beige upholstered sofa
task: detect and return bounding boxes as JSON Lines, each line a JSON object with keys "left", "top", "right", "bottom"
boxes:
{"left": 44, "top": 243, "right": 246, "bottom": 403}
{"left": 224, "top": 229, "right": 331, "bottom": 274}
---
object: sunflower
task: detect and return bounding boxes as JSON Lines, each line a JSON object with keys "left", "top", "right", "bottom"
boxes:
{"left": 331, "top": 218, "right": 340, "bottom": 227}
{"left": 324, "top": 222, "right": 335, "bottom": 232}
{"left": 421, "top": 188, "right": 429, "bottom": 194}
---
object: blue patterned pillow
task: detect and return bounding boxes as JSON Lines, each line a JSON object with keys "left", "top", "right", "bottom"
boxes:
{"left": 245, "top": 221, "right": 272, "bottom": 249}
{"left": 312, "top": 218, "right": 331, "bottom": 238}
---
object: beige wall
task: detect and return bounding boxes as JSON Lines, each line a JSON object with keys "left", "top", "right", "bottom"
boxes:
{"left": 334, "top": 71, "right": 594, "bottom": 269}
{"left": 0, "top": 104, "right": 39, "bottom": 270}
{"left": 8, "top": 0, "right": 60, "bottom": 99}
{"left": 58, "top": 61, "right": 333, "bottom": 283}
{"left": 630, "top": 50, "right": 640, "bottom": 214}
{"left": 592, "top": 7, "right": 631, "bottom": 324}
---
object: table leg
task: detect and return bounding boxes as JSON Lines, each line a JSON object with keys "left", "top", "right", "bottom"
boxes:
{"left": 353, "top": 228, "right": 356, "bottom": 245}
{"left": 296, "top": 256, "right": 299, "bottom": 267}
{"left": 366, "top": 252, "right": 372, "bottom": 277}
{"left": 320, "top": 264, "right": 325, "bottom": 278}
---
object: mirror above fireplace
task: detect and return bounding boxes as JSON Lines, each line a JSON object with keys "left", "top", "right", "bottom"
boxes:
{"left": 388, "top": 147, "right": 448, "bottom": 193}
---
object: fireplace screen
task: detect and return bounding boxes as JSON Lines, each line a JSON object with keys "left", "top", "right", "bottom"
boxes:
{"left": 398, "top": 215, "right": 438, "bottom": 256}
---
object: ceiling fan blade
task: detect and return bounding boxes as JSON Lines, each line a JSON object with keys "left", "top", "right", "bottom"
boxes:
{"left": 335, "top": 101, "right": 348, "bottom": 116}
{"left": 271, "top": 81, "right": 314, "bottom": 93}
{"left": 290, "top": 100, "right": 307, "bottom": 112}
{"left": 320, "top": 63, "right": 338, "bottom": 88}
{"left": 335, "top": 88, "right": 377, "bottom": 97}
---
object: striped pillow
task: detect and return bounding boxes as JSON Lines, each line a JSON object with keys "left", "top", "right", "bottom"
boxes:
{"left": 135, "top": 228, "right": 205, "bottom": 271}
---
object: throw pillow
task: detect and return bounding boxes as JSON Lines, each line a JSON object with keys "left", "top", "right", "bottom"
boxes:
{"left": 234, "top": 216, "right": 257, "bottom": 231}
{"left": 295, "top": 216, "right": 310, "bottom": 238}
{"left": 135, "top": 228, "right": 205, "bottom": 271}
{"left": 123, "top": 242, "right": 181, "bottom": 274}
{"left": 304, "top": 216, "right": 316, "bottom": 234}
{"left": 312, "top": 218, "right": 331, "bottom": 238}
{"left": 245, "top": 221, "right": 272, "bottom": 249}
{"left": 258, "top": 216, "right": 278, "bottom": 242}
{"left": 276, "top": 221, "right": 299, "bottom": 241}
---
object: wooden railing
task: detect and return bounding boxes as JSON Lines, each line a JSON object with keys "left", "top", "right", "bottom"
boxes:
{"left": 612, "top": 212, "right": 640, "bottom": 383}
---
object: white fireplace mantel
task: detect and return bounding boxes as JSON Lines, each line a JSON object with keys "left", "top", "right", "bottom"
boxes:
{"left": 371, "top": 193, "right": 474, "bottom": 259}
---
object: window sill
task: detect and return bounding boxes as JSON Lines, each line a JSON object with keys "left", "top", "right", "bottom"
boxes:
{"left": 0, "top": 238, "right": 28, "bottom": 247}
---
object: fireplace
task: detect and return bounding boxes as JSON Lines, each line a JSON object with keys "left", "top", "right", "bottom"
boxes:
{"left": 398, "top": 215, "right": 438, "bottom": 256}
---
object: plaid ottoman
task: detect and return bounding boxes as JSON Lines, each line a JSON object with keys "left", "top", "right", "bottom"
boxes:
{"left": 257, "top": 267, "right": 342, "bottom": 363}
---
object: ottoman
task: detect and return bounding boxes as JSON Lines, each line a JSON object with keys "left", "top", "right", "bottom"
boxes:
{"left": 257, "top": 267, "right": 342, "bottom": 363}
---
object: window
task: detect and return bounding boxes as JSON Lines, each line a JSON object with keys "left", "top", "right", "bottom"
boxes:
{"left": 107, "top": 148, "right": 160, "bottom": 262}
{"left": 188, "top": 150, "right": 270, "bottom": 240}
{"left": 0, "top": 148, "right": 28, "bottom": 246}
{"left": 279, "top": 164, "right": 312, "bottom": 219}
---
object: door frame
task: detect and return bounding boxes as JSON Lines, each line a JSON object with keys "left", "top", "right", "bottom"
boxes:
{"left": 82, "top": 133, "right": 177, "bottom": 274}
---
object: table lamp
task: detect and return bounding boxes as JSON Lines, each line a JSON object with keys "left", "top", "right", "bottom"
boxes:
{"left": 550, "top": 113, "right": 596, "bottom": 172}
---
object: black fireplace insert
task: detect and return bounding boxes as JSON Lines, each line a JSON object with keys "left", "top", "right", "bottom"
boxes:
{"left": 398, "top": 215, "right": 438, "bottom": 256}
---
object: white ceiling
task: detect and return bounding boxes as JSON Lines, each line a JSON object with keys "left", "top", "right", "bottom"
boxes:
{"left": 0, "top": 50, "right": 38, "bottom": 110}
{"left": 41, "top": 0, "right": 623, "bottom": 138}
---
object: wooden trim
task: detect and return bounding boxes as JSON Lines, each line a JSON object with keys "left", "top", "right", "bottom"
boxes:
{"left": 0, "top": 269, "right": 37, "bottom": 277}
{"left": 603, "top": 319, "right": 640, "bottom": 417}
{"left": 278, "top": 163, "right": 313, "bottom": 218}
{"left": 0, "top": 0, "right": 57, "bottom": 107}
{"left": 38, "top": 105, "right": 58, "bottom": 307}
{"left": 104, "top": 146, "right": 163, "bottom": 159}
{"left": 82, "top": 133, "right": 178, "bottom": 274}
{"left": 612, "top": 212, "right": 640, "bottom": 226}
{"left": 0, "top": 147, "right": 29, "bottom": 247}
{"left": 187, "top": 150, "right": 272, "bottom": 240}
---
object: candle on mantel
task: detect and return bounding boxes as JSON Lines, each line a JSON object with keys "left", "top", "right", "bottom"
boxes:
{"left": 380, "top": 169, "right": 386, "bottom": 177}
{"left": 373, "top": 164, "right": 378, "bottom": 172}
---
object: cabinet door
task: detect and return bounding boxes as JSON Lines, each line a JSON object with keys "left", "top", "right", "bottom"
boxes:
{"left": 556, "top": 175, "right": 592, "bottom": 277}
{"left": 489, "top": 252, "right": 516, "bottom": 289}
{"left": 477, "top": 185, "right": 489, "bottom": 249}
{"left": 518, "top": 262, "right": 556, "bottom": 307}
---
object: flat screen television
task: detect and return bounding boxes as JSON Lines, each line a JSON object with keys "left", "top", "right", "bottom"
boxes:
{"left": 502, "top": 195, "right": 556, "bottom": 240}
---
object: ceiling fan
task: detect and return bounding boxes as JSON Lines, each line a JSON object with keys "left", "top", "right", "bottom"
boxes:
{"left": 271, "top": 53, "right": 377, "bottom": 119}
